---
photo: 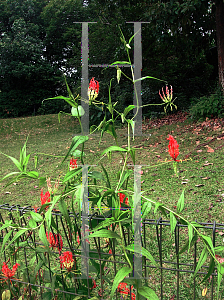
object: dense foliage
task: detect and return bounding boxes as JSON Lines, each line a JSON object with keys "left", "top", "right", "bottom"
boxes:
{"left": 0, "top": 0, "right": 222, "bottom": 118}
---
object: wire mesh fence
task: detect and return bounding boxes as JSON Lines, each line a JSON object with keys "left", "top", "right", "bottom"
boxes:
{"left": 0, "top": 203, "right": 223, "bottom": 300}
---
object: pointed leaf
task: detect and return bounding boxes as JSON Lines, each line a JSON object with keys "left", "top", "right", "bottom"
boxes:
{"left": 109, "top": 266, "right": 132, "bottom": 300}
{"left": 138, "top": 286, "right": 159, "bottom": 300}
{"left": 142, "top": 201, "right": 152, "bottom": 220}
{"left": 30, "top": 211, "right": 43, "bottom": 223}
{"left": 177, "top": 190, "right": 185, "bottom": 213}
{"left": 26, "top": 171, "right": 39, "bottom": 179}
{"left": 63, "top": 168, "right": 82, "bottom": 183}
{"left": 201, "top": 234, "right": 215, "bottom": 255}
{"left": 188, "top": 223, "right": 193, "bottom": 252}
{"left": 1, "top": 230, "right": 12, "bottom": 253}
{"left": 39, "top": 226, "right": 49, "bottom": 250}
{"left": 170, "top": 212, "right": 177, "bottom": 234}
{"left": 193, "top": 246, "right": 208, "bottom": 277}
{"left": 62, "top": 136, "right": 89, "bottom": 163}
{"left": 58, "top": 198, "right": 72, "bottom": 230}
{"left": 102, "top": 146, "right": 127, "bottom": 156}
{"left": 126, "top": 245, "right": 157, "bottom": 266}
{"left": 133, "top": 76, "right": 164, "bottom": 83}
{"left": 1, "top": 153, "right": 22, "bottom": 171}
{"left": 88, "top": 229, "right": 121, "bottom": 239}
{"left": 4, "top": 229, "right": 27, "bottom": 252}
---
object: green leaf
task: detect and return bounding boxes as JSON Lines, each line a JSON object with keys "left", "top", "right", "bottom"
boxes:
{"left": 142, "top": 201, "right": 152, "bottom": 220}
{"left": 190, "top": 221, "right": 204, "bottom": 228}
{"left": 214, "top": 246, "right": 224, "bottom": 252}
{"left": 126, "top": 245, "right": 157, "bottom": 266}
{"left": 45, "top": 95, "right": 76, "bottom": 107}
{"left": 138, "top": 286, "right": 159, "bottom": 300}
{"left": 0, "top": 220, "right": 12, "bottom": 231}
{"left": 123, "top": 105, "right": 135, "bottom": 117}
{"left": 29, "top": 219, "right": 37, "bottom": 228}
{"left": 217, "top": 263, "right": 224, "bottom": 299}
{"left": 133, "top": 75, "right": 164, "bottom": 83}
{"left": 63, "top": 167, "right": 82, "bottom": 183}
{"left": 170, "top": 212, "right": 177, "bottom": 234}
{"left": 193, "top": 246, "right": 208, "bottom": 277}
{"left": 62, "top": 136, "right": 89, "bottom": 163}
{"left": 1, "top": 153, "right": 22, "bottom": 171}
{"left": 26, "top": 171, "right": 39, "bottom": 179}
{"left": 201, "top": 234, "right": 215, "bottom": 255}
{"left": 71, "top": 106, "right": 85, "bottom": 117}
{"left": 0, "top": 172, "right": 20, "bottom": 181}
{"left": 201, "top": 256, "right": 215, "bottom": 283}
{"left": 30, "top": 211, "right": 43, "bottom": 223}
{"left": 127, "top": 119, "right": 135, "bottom": 140}
{"left": 70, "top": 150, "right": 83, "bottom": 158}
{"left": 117, "top": 170, "right": 132, "bottom": 190}
{"left": 109, "top": 267, "right": 132, "bottom": 300}
{"left": 62, "top": 135, "right": 89, "bottom": 163}
{"left": 178, "top": 233, "right": 198, "bottom": 255}
{"left": 129, "top": 148, "right": 135, "bottom": 165}
{"left": 45, "top": 195, "right": 60, "bottom": 231}
{"left": 101, "top": 146, "right": 127, "bottom": 156}
{"left": 58, "top": 198, "right": 72, "bottom": 230}
{"left": 188, "top": 223, "right": 193, "bottom": 252}
{"left": 100, "top": 163, "right": 111, "bottom": 189}
{"left": 42, "top": 291, "right": 52, "bottom": 300}
{"left": 88, "top": 229, "right": 121, "bottom": 239}
{"left": 1, "top": 230, "right": 12, "bottom": 253}
{"left": 20, "top": 136, "right": 28, "bottom": 167}
{"left": 22, "top": 154, "right": 30, "bottom": 171}
{"left": 39, "top": 226, "right": 49, "bottom": 250}
{"left": 88, "top": 171, "right": 105, "bottom": 182}
{"left": 4, "top": 229, "right": 27, "bottom": 252}
{"left": 92, "top": 217, "right": 115, "bottom": 232}
{"left": 177, "top": 190, "right": 185, "bottom": 213}
{"left": 110, "top": 61, "right": 131, "bottom": 66}
{"left": 1, "top": 290, "right": 11, "bottom": 300}
{"left": 154, "top": 202, "right": 164, "bottom": 214}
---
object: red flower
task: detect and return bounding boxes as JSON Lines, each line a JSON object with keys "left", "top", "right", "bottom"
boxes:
{"left": 46, "top": 232, "right": 63, "bottom": 252}
{"left": 89, "top": 276, "right": 97, "bottom": 289}
{"left": 59, "top": 251, "right": 74, "bottom": 271}
{"left": 118, "top": 282, "right": 135, "bottom": 300}
{"left": 159, "top": 85, "right": 173, "bottom": 103}
{"left": 92, "top": 279, "right": 97, "bottom": 289}
{"left": 69, "top": 158, "right": 78, "bottom": 171}
{"left": 88, "top": 77, "right": 99, "bottom": 101}
{"left": 167, "top": 135, "right": 180, "bottom": 161}
{"left": 119, "top": 192, "right": 129, "bottom": 206}
{"left": 1, "top": 262, "right": 20, "bottom": 284}
{"left": 109, "top": 249, "right": 112, "bottom": 255}
{"left": 77, "top": 232, "right": 80, "bottom": 245}
{"left": 215, "top": 254, "right": 224, "bottom": 264}
{"left": 40, "top": 189, "right": 51, "bottom": 206}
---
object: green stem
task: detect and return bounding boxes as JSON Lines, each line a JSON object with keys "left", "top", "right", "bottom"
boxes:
{"left": 119, "top": 221, "right": 132, "bottom": 269}
{"left": 115, "top": 153, "right": 128, "bottom": 193}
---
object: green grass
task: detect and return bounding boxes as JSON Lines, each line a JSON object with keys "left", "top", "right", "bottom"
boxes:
{"left": 0, "top": 113, "right": 224, "bottom": 299}
{"left": 0, "top": 114, "right": 224, "bottom": 223}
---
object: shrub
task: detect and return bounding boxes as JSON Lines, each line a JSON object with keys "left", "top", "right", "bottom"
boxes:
{"left": 189, "top": 86, "right": 224, "bottom": 120}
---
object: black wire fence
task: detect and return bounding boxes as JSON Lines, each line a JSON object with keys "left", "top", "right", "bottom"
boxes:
{"left": 0, "top": 203, "right": 223, "bottom": 300}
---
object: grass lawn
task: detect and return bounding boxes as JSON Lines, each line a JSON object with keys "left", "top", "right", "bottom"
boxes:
{"left": 0, "top": 113, "right": 224, "bottom": 299}
{"left": 0, "top": 113, "right": 223, "bottom": 223}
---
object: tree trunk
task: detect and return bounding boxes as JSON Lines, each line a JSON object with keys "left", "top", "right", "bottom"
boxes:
{"left": 215, "top": 0, "right": 224, "bottom": 94}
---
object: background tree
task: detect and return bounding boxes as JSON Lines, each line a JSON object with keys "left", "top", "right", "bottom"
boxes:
{"left": 0, "top": 0, "right": 62, "bottom": 117}
{"left": 0, "top": 0, "right": 222, "bottom": 118}
{"left": 215, "top": 0, "right": 224, "bottom": 92}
